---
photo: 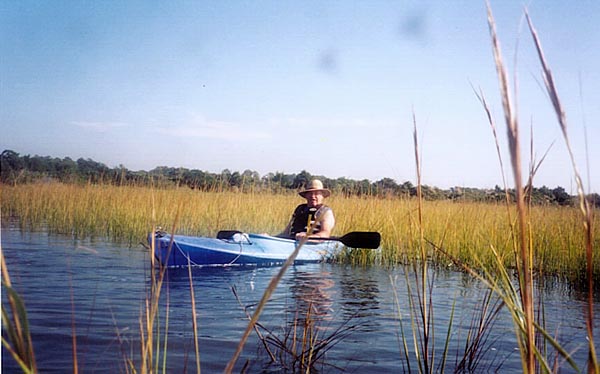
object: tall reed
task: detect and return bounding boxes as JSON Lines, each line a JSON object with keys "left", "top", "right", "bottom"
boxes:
{"left": 411, "top": 112, "right": 436, "bottom": 373}
{"left": 137, "top": 208, "right": 202, "bottom": 374}
{"left": 486, "top": 3, "right": 535, "bottom": 370}
{"left": 472, "top": 3, "right": 597, "bottom": 372}
{"left": 525, "top": 9, "right": 597, "bottom": 371}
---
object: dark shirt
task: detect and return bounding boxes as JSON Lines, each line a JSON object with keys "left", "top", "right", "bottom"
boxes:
{"left": 286, "top": 204, "right": 332, "bottom": 238}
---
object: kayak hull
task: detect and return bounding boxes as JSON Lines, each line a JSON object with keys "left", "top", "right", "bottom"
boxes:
{"left": 148, "top": 232, "right": 341, "bottom": 267}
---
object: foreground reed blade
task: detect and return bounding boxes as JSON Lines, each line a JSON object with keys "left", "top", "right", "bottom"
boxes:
{"left": 137, "top": 202, "right": 188, "bottom": 374}
{"left": 486, "top": 3, "right": 535, "bottom": 372}
{"left": 224, "top": 236, "right": 310, "bottom": 373}
{"left": 412, "top": 112, "right": 433, "bottom": 373}
{"left": 482, "top": 3, "right": 598, "bottom": 372}
{"left": 524, "top": 9, "right": 598, "bottom": 372}
{"left": 1, "top": 249, "right": 38, "bottom": 374}
{"left": 187, "top": 257, "right": 201, "bottom": 374}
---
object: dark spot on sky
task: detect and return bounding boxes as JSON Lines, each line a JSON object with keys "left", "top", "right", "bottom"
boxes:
{"left": 317, "top": 48, "right": 338, "bottom": 74}
{"left": 399, "top": 11, "right": 428, "bottom": 41}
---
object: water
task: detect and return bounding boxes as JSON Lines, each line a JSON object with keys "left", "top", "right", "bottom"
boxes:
{"left": 2, "top": 224, "right": 598, "bottom": 373}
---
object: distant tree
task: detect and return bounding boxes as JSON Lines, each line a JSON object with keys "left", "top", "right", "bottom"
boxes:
{"left": 331, "top": 177, "right": 355, "bottom": 196}
{"left": 552, "top": 186, "right": 571, "bottom": 206}
{"left": 358, "top": 179, "right": 372, "bottom": 195}
{"left": 587, "top": 193, "right": 600, "bottom": 208}
{"left": 449, "top": 187, "right": 463, "bottom": 200}
{"left": 374, "top": 178, "right": 398, "bottom": 196}
{"left": 230, "top": 171, "right": 242, "bottom": 187}
{"left": 269, "top": 172, "right": 295, "bottom": 190}
{"left": 398, "top": 181, "right": 414, "bottom": 197}
{"left": 2, "top": 150, "right": 22, "bottom": 169}
{"left": 4, "top": 149, "right": 590, "bottom": 207}
{"left": 529, "top": 185, "right": 553, "bottom": 205}
{"left": 57, "top": 157, "right": 78, "bottom": 181}
{"left": 76, "top": 158, "right": 111, "bottom": 183}
{"left": 219, "top": 169, "right": 232, "bottom": 187}
{"left": 0, "top": 150, "right": 25, "bottom": 183}
{"left": 241, "top": 169, "right": 260, "bottom": 189}
{"left": 421, "top": 185, "right": 445, "bottom": 200}
{"left": 293, "top": 170, "right": 312, "bottom": 189}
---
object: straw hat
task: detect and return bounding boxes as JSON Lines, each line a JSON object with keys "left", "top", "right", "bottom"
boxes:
{"left": 298, "top": 179, "right": 331, "bottom": 198}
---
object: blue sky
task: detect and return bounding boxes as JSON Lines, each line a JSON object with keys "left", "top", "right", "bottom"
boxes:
{"left": 2, "top": 1, "right": 599, "bottom": 193}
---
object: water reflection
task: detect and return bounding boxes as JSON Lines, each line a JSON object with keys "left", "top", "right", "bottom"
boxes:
{"left": 288, "top": 268, "right": 335, "bottom": 325}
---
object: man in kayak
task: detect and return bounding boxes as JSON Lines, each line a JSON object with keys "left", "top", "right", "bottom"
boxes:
{"left": 279, "top": 179, "right": 335, "bottom": 240}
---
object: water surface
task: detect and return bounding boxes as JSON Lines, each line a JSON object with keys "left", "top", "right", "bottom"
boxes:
{"left": 2, "top": 225, "right": 598, "bottom": 373}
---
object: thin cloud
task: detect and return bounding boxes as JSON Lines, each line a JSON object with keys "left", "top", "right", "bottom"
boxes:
{"left": 71, "top": 121, "right": 129, "bottom": 132}
{"left": 273, "top": 117, "right": 393, "bottom": 129}
{"left": 156, "top": 120, "right": 272, "bottom": 141}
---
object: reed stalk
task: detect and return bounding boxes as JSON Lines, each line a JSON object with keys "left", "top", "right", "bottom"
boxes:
{"left": 67, "top": 259, "right": 79, "bottom": 374}
{"left": 232, "top": 285, "right": 276, "bottom": 362}
{"left": 486, "top": 3, "right": 534, "bottom": 370}
{"left": 187, "top": 258, "right": 201, "bottom": 374}
{"left": 524, "top": 9, "right": 597, "bottom": 372}
{"left": 224, "top": 236, "right": 310, "bottom": 373}
{"left": 412, "top": 112, "right": 434, "bottom": 373}
{"left": 137, "top": 206, "right": 187, "bottom": 374}
{"left": 474, "top": 3, "right": 598, "bottom": 372}
{"left": 428, "top": 239, "right": 579, "bottom": 372}
{"left": 1, "top": 248, "right": 38, "bottom": 374}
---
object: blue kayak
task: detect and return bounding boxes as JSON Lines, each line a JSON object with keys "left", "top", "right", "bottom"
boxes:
{"left": 148, "top": 231, "right": 342, "bottom": 267}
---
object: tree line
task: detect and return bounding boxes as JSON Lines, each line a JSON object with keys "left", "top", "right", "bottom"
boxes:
{"left": 1, "top": 149, "right": 598, "bottom": 207}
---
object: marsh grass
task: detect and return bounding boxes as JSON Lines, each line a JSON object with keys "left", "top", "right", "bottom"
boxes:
{"left": 260, "top": 308, "right": 356, "bottom": 373}
{"left": 2, "top": 182, "right": 597, "bottom": 283}
{"left": 233, "top": 286, "right": 356, "bottom": 373}
{"left": 455, "top": 288, "right": 505, "bottom": 372}
{"left": 138, "top": 223, "right": 171, "bottom": 374}
{"left": 1, "top": 250, "right": 38, "bottom": 374}
{"left": 386, "top": 114, "right": 504, "bottom": 374}
{"left": 135, "top": 206, "right": 201, "bottom": 374}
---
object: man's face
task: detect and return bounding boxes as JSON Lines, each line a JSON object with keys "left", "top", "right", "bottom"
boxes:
{"left": 304, "top": 190, "right": 324, "bottom": 208}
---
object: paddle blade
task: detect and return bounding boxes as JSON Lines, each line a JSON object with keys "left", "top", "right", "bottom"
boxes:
{"left": 338, "top": 231, "right": 381, "bottom": 249}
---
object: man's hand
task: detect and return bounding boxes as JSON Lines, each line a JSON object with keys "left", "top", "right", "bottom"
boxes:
{"left": 295, "top": 232, "right": 309, "bottom": 240}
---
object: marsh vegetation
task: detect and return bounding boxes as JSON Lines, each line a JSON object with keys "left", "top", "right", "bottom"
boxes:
{"left": 2, "top": 183, "right": 597, "bottom": 285}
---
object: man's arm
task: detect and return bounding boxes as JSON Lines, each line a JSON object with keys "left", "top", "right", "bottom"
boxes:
{"left": 314, "top": 209, "right": 335, "bottom": 238}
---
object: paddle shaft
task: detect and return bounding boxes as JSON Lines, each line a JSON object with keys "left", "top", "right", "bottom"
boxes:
{"left": 217, "top": 230, "right": 381, "bottom": 249}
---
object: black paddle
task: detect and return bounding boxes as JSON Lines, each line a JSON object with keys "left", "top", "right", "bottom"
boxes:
{"left": 321, "top": 231, "right": 381, "bottom": 249}
{"left": 216, "top": 230, "right": 381, "bottom": 249}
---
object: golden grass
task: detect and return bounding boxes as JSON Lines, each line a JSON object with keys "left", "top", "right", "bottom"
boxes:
{"left": 2, "top": 182, "right": 597, "bottom": 283}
